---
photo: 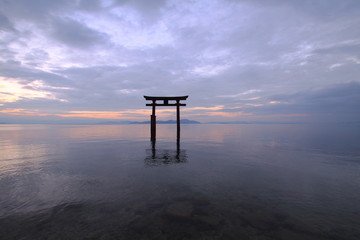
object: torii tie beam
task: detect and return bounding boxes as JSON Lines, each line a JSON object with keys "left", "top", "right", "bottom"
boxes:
{"left": 144, "top": 96, "right": 188, "bottom": 141}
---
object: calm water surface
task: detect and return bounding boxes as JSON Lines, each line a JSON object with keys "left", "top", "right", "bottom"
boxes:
{"left": 0, "top": 124, "right": 360, "bottom": 239}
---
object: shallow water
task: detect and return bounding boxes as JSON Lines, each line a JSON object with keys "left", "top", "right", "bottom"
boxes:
{"left": 1, "top": 124, "right": 360, "bottom": 239}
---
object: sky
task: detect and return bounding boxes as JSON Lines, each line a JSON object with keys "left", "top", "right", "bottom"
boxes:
{"left": 1, "top": 0, "right": 360, "bottom": 123}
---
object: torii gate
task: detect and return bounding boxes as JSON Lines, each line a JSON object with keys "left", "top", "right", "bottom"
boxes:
{"left": 144, "top": 95, "right": 188, "bottom": 141}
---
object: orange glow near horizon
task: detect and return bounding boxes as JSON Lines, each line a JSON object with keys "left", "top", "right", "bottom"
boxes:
{"left": 0, "top": 109, "right": 52, "bottom": 116}
{"left": 57, "top": 108, "right": 178, "bottom": 119}
{"left": 0, "top": 105, "right": 241, "bottom": 120}
{"left": 0, "top": 107, "right": 310, "bottom": 121}
{"left": 0, "top": 108, "right": 180, "bottom": 120}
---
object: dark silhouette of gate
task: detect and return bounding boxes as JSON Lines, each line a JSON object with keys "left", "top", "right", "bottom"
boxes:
{"left": 144, "top": 95, "right": 188, "bottom": 141}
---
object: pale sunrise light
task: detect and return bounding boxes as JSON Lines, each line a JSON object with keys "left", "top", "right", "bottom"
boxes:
{"left": 0, "top": 77, "right": 64, "bottom": 103}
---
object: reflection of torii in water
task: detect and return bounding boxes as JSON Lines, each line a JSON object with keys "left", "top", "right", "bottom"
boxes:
{"left": 144, "top": 141, "right": 187, "bottom": 166}
{"left": 144, "top": 95, "right": 189, "bottom": 141}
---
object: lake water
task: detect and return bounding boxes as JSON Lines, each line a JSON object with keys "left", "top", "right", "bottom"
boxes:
{"left": 0, "top": 124, "right": 360, "bottom": 239}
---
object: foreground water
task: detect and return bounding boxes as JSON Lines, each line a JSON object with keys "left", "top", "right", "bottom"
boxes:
{"left": 0, "top": 124, "right": 360, "bottom": 240}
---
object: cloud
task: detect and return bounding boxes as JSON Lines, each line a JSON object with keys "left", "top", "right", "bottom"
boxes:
{"left": 218, "top": 89, "right": 262, "bottom": 98}
{"left": 243, "top": 82, "right": 360, "bottom": 121}
{"left": 0, "top": 60, "right": 70, "bottom": 86}
{"left": 0, "top": 12, "right": 15, "bottom": 32}
{"left": 50, "top": 17, "right": 108, "bottom": 49}
{"left": 243, "top": 0, "right": 360, "bottom": 20}
{"left": 113, "top": 0, "right": 167, "bottom": 22}
{"left": 314, "top": 42, "right": 360, "bottom": 58}
{"left": 0, "top": 0, "right": 359, "bottom": 123}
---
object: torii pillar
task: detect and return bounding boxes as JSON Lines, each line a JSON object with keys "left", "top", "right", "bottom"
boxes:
{"left": 144, "top": 96, "right": 188, "bottom": 141}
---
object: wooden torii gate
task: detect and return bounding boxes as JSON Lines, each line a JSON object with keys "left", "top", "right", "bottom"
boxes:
{"left": 144, "top": 95, "right": 188, "bottom": 141}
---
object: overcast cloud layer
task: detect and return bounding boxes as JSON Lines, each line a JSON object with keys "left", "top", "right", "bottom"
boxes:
{"left": 1, "top": 0, "right": 360, "bottom": 123}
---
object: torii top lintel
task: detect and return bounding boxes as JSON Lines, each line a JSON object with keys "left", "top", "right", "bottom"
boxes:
{"left": 144, "top": 95, "right": 188, "bottom": 107}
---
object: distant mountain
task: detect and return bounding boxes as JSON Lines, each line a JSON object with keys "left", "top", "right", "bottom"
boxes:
{"left": 130, "top": 119, "right": 201, "bottom": 124}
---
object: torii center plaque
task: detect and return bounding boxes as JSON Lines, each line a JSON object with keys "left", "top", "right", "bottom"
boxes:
{"left": 144, "top": 95, "right": 189, "bottom": 141}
